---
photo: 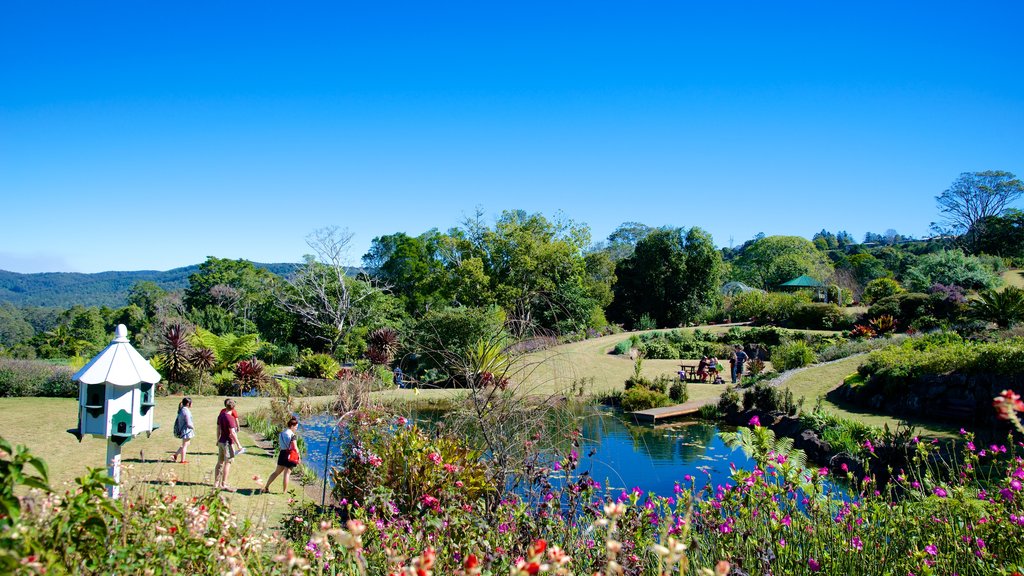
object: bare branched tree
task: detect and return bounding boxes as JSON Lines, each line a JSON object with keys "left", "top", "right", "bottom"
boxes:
{"left": 280, "top": 226, "right": 388, "bottom": 355}
{"left": 936, "top": 171, "right": 1024, "bottom": 235}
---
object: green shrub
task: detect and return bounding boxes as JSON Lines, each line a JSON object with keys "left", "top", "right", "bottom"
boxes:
{"left": 636, "top": 313, "right": 657, "bottom": 330}
{"left": 624, "top": 375, "right": 651, "bottom": 390}
{"left": 668, "top": 379, "right": 688, "bottom": 402}
{"left": 293, "top": 353, "right": 341, "bottom": 379}
{"left": 716, "top": 386, "right": 741, "bottom": 415}
{"left": 620, "top": 386, "right": 671, "bottom": 411}
{"left": 373, "top": 364, "right": 395, "bottom": 387}
{"left": 816, "top": 335, "right": 903, "bottom": 362}
{"left": 255, "top": 341, "right": 299, "bottom": 365}
{"left": 649, "top": 373, "right": 672, "bottom": 394}
{"left": 612, "top": 339, "right": 633, "bottom": 355}
{"left": 772, "top": 341, "right": 817, "bottom": 370}
{"left": 638, "top": 340, "right": 678, "bottom": 359}
{"left": 696, "top": 403, "right": 722, "bottom": 419}
{"left": 726, "top": 290, "right": 809, "bottom": 324}
{"left": 789, "top": 303, "right": 853, "bottom": 330}
{"left": 864, "top": 277, "right": 904, "bottom": 304}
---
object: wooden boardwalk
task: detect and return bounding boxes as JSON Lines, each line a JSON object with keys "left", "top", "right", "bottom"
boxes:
{"left": 630, "top": 399, "right": 715, "bottom": 423}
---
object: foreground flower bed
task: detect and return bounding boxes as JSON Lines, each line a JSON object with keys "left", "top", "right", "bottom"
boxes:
{"left": 3, "top": 406, "right": 1024, "bottom": 575}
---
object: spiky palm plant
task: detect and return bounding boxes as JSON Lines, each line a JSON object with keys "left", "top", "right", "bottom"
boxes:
{"left": 971, "top": 286, "right": 1024, "bottom": 328}
{"left": 234, "top": 359, "right": 268, "bottom": 394}
{"left": 366, "top": 327, "right": 400, "bottom": 365}
{"left": 160, "top": 324, "right": 194, "bottom": 383}
{"left": 190, "top": 347, "right": 215, "bottom": 393}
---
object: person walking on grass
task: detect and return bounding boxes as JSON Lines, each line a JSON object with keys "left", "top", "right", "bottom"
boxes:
{"left": 171, "top": 397, "right": 194, "bottom": 463}
{"left": 214, "top": 398, "right": 240, "bottom": 491}
{"left": 732, "top": 345, "right": 748, "bottom": 384}
{"left": 222, "top": 398, "right": 245, "bottom": 455}
{"left": 262, "top": 417, "right": 299, "bottom": 494}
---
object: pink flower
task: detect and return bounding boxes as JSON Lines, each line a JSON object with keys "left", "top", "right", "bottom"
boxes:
{"left": 427, "top": 452, "right": 442, "bottom": 465}
{"left": 934, "top": 487, "right": 948, "bottom": 498}
{"left": 925, "top": 544, "right": 938, "bottom": 556}
{"left": 749, "top": 415, "right": 761, "bottom": 427}
{"left": 807, "top": 558, "right": 821, "bottom": 572}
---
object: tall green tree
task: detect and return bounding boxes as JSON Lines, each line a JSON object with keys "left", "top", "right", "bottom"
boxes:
{"left": 608, "top": 227, "right": 722, "bottom": 328}
{"left": 364, "top": 230, "right": 448, "bottom": 315}
{"left": 732, "top": 235, "right": 833, "bottom": 290}
{"left": 968, "top": 209, "right": 1024, "bottom": 260}
{"left": 935, "top": 170, "right": 1024, "bottom": 235}
{"left": 183, "top": 257, "right": 288, "bottom": 341}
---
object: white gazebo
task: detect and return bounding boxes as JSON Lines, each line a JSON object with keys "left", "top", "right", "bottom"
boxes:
{"left": 69, "top": 324, "right": 161, "bottom": 498}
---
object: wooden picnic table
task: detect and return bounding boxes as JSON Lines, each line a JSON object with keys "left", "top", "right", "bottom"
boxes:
{"left": 678, "top": 363, "right": 699, "bottom": 382}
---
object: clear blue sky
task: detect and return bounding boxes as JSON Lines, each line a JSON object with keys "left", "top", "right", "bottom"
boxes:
{"left": 2, "top": 1, "right": 1022, "bottom": 273}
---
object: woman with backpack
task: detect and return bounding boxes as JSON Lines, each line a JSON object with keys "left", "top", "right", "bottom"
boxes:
{"left": 172, "top": 397, "right": 195, "bottom": 463}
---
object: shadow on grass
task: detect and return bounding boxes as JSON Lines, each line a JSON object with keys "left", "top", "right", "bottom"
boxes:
{"left": 824, "top": 388, "right": 960, "bottom": 436}
{"left": 141, "top": 480, "right": 261, "bottom": 496}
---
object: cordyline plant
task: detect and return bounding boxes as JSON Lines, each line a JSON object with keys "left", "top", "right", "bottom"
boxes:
{"left": 366, "top": 327, "right": 400, "bottom": 365}
{"left": 159, "top": 323, "right": 194, "bottom": 382}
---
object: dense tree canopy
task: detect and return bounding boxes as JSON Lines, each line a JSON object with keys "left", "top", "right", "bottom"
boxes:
{"left": 731, "top": 235, "right": 833, "bottom": 290}
{"left": 366, "top": 210, "right": 601, "bottom": 334}
{"left": 608, "top": 227, "right": 722, "bottom": 328}
{"left": 968, "top": 209, "right": 1024, "bottom": 260}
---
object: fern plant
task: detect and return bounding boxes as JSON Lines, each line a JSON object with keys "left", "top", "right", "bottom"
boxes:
{"left": 192, "top": 327, "right": 261, "bottom": 371}
{"left": 720, "top": 425, "right": 808, "bottom": 472}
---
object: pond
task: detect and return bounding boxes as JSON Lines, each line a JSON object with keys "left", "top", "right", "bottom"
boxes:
{"left": 297, "top": 405, "right": 761, "bottom": 499}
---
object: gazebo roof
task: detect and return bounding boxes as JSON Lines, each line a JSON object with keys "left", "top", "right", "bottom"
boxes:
{"left": 73, "top": 324, "right": 161, "bottom": 386}
{"left": 779, "top": 275, "right": 825, "bottom": 288}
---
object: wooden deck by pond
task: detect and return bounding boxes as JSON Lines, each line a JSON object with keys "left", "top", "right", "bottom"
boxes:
{"left": 630, "top": 399, "right": 716, "bottom": 423}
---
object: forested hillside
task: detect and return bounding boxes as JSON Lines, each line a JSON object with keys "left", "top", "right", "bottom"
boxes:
{"left": 0, "top": 263, "right": 301, "bottom": 308}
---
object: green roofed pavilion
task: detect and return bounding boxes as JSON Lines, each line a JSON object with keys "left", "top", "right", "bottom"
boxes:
{"left": 779, "top": 275, "right": 824, "bottom": 288}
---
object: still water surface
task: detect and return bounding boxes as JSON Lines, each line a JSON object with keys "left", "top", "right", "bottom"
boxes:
{"left": 298, "top": 406, "right": 755, "bottom": 498}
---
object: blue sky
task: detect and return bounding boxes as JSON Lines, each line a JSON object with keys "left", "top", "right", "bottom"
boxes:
{"left": 1, "top": 1, "right": 1022, "bottom": 273}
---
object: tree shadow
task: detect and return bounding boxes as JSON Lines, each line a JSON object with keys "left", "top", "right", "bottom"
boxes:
{"left": 823, "top": 388, "right": 959, "bottom": 435}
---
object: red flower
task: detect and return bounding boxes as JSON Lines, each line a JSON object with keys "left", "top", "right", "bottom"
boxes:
{"left": 994, "top": 389, "right": 1024, "bottom": 420}
{"left": 530, "top": 538, "right": 547, "bottom": 555}
{"left": 464, "top": 554, "right": 480, "bottom": 569}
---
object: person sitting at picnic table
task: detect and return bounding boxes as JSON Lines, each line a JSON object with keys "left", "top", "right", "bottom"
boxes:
{"left": 708, "top": 356, "right": 720, "bottom": 381}
{"left": 696, "top": 356, "right": 710, "bottom": 382}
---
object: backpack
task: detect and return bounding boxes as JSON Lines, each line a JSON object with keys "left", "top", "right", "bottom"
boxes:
{"left": 173, "top": 412, "right": 186, "bottom": 439}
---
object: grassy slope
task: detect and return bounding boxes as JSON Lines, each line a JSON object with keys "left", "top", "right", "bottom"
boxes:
{"left": 776, "top": 356, "right": 953, "bottom": 437}
{"left": 512, "top": 327, "right": 743, "bottom": 403}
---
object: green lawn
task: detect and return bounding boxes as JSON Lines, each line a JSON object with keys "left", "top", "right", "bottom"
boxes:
{"left": 0, "top": 395, "right": 319, "bottom": 522}
{"left": 1001, "top": 269, "right": 1024, "bottom": 289}
{"left": 775, "top": 355, "right": 955, "bottom": 437}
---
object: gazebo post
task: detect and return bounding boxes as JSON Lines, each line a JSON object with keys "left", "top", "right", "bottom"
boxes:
{"left": 106, "top": 440, "right": 122, "bottom": 499}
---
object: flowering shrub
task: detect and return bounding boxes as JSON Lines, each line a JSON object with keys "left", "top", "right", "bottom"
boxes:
{"left": 331, "top": 414, "right": 493, "bottom": 515}
{"left": 5, "top": 396, "right": 1024, "bottom": 575}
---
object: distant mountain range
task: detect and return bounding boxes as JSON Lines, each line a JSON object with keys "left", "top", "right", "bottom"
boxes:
{"left": 0, "top": 263, "right": 303, "bottom": 308}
